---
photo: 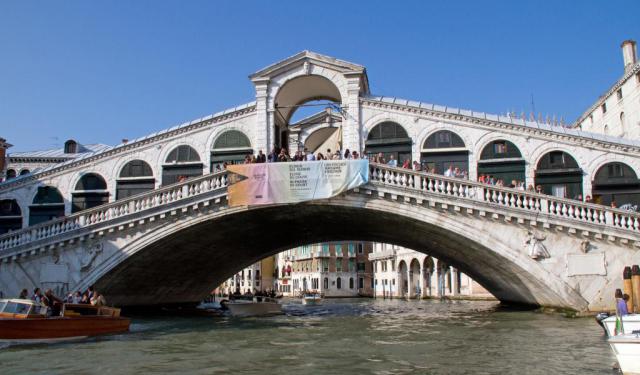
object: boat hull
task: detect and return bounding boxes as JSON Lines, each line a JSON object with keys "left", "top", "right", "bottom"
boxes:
{"left": 603, "top": 315, "right": 640, "bottom": 336}
{"left": 609, "top": 336, "right": 640, "bottom": 375}
{"left": 226, "top": 302, "right": 282, "bottom": 317}
{"left": 0, "top": 317, "right": 130, "bottom": 342}
{"left": 302, "top": 298, "right": 322, "bottom": 305}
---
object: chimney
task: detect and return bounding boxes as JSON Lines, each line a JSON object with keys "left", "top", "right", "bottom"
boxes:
{"left": 622, "top": 40, "right": 637, "bottom": 72}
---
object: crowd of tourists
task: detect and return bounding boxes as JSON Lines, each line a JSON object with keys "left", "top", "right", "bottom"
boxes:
{"left": 16, "top": 285, "right": 107, "bottom": 316}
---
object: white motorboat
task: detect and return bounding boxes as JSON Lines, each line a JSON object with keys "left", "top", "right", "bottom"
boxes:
{"left": 223, "top": 296, "right": 282, "bottom": 317}
{"left": 602, "top": 314, "right": 640, "bottom": 336}
{"left": 609, "top": 333, "right": 640, "bottom": 374}
{"left": 301, "top": 292, "right": 322, "bottom": 305}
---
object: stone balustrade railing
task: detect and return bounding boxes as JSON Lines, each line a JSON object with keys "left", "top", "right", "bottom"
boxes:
{"left": 2, "top": 162, "right": 640, "bottom": 254}
{"left": 0, "top": 171, "right": 229, "bottom": 252}
{"left": 368, "top": 163, "right": 640, "bottom": 234}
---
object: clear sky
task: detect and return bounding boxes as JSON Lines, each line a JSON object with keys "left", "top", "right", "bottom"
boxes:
{"left": 1, "top": 1, "right": 639, "bottom": 152}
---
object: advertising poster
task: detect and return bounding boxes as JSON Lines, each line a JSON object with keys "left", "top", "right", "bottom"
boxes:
{"left": 227, "top": 160, "right": 369, "bottom": 207}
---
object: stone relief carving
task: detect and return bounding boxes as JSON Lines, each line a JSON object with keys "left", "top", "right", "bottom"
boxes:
{"left": 580, "top": 240, "right": 591, "bottom": 253}
{"left": 525, "top": 231, "right": 550, "bottom": 260}
{"left": 80, "top": 243, "right": 103, "bottom": 272}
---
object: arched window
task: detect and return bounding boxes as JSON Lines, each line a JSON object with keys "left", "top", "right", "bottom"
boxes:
{"left": 477, "top": 140, "right": 525, "bottom": 185}
{"left": 0, "top": 199, "right": 22, "bottom": 234}
{"left": 365, "top": 122, "right": 412, "bottom": 165}
{"left": 349, "top": 277, "right": 354, "bottom": 289}
{"left": 421, "top": 130, "right": 468, "bottom": 174}
{"left": 72, "top": 173, "right": 109, "bottom": 213}
{"left": 19, "top": 169, "right": 30, "bottom": 176}
{"left": 116, "top": 160, "right": 155, "bottom": 200}
{"left": 592, "top": 162, "right": 640, "bottom": 207}
{"left": 336, "top": 277, "right": 342, "bottom": 289}
{"left": 535, "top": 151, "right": 582, "bottom": 198}
{"left": 162, "top": 145, "right": 203, "bottom": 186}
{"left": 211, "top": 130, "right": 253, "bottom": 171}
{"left": 323, "top": 277, "right": 329, "bottom": 290}
{"left": 6, "top": 169, "right": 16, "bottom": 180}
{"left": 29, "top": 186, "right": 65, "bottom": 225}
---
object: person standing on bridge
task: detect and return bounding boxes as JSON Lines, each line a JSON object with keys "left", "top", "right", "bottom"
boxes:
{"left": 387, "top": 155, "right": 397, "bottom": 167}
{"left": 256, "top": 150, "right": 266, "bottom": 163}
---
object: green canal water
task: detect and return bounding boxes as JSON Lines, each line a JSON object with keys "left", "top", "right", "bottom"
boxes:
{"left": 0, "top": 299, "right": 616, "bottom": 374}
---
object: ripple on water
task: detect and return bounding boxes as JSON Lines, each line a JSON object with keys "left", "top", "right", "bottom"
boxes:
{"left": 0, "top": 299, "right": 616, "bottom": 375}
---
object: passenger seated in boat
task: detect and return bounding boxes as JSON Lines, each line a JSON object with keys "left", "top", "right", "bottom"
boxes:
{"left": 90, "top": 292, "right": 107, "bottom": 307}
{"left": 43, "top": 289, "right": 63, "bottom": 317}
{"left": 19, "top": 288, "right": 28, "bottom": 299}
{"left": 32, "top": 288, "right": 43, "bottom": 303}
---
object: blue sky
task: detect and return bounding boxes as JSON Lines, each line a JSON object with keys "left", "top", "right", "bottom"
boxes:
{"left": 1, "top": 1, "right": 638, "bottom": 152}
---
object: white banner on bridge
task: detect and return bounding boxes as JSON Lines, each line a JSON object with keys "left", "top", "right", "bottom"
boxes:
{"left": 227, "top": 160, "right": 369, "bottom": 207}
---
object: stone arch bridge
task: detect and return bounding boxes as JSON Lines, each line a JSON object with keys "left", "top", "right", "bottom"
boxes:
{"left": 2, "top": 51, "right": 640, "bottom": 312}
{"left": 1, "top": 164, "right": 640, "bottom": 312}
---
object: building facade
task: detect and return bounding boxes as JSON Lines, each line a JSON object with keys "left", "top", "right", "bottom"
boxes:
{"left": 369, "top": 243, "right": 493, "bottom": 299}
{"left": 218, "top": 256, "right": 276, "bottom": 295}
{"left": 275, "top": 242, "right": 373, "bottom": 298}
{"left": 0, "top": 138, "right": 11, "bottom": 183}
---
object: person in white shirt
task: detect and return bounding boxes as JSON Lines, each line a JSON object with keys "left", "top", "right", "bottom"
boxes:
{"left": 387, "top": 155, "right": 398, "bottom": 167}
{"left": 444, "top": 165, "right": 453, "bottom": 177}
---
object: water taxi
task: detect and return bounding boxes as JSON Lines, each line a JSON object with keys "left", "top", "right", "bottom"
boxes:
{"left": 301, "top": 292, "right": 323, "bottom": 305}
{"left": 0, "top": 298, "right": 130, "bottom": 344}
{"left": 609, "top": 332, "right": 640, "bottom": 374}
{"left": 223, "top": 296, "right": 282, "bottom": 317}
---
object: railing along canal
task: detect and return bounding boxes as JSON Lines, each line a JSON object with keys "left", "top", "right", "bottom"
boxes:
{"left": 2, "top": 163, "right": 640, "bottom": 253}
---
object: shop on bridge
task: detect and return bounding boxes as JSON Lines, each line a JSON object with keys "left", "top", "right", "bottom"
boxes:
{"left": 72, "top": 173, "right": 109, "bottom": 213}
{"left": 420, "top": 130, "right": 468, "bottom": 174}
{"left": 162, "top": 145, "right": 203, "bottom": 186}
{"left": 535, "top": 151, "right": 583, "bottom": 199}
{"left": 0, "top": 199, "right": 22, "bottom": 234}
{"left": 592, "top": 162, "right": 640, "bottom": 208}
{"left": 29, "top": 186, "right": 65, "bottom": 225}
{"left": 477, "top": 140, "right": 525, "bottom": 185}
{"left": 365, "top": 122, "right": 412, "bottom": 165}
{"left": 210, "top": 130, "right": 253, "bottom": 171}
{"left": 116, "top": 160, "right": 155, "bottom": 200}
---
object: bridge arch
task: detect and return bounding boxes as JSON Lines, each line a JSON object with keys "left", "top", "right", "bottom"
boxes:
{"left": 75, "top": 194, "right": 589, "bottom": 310}
{"left": 29, "top": 185, "right": 65, "bottom": 225}
{"left": 0, "top": 199, "right": 22, "bottom": 234}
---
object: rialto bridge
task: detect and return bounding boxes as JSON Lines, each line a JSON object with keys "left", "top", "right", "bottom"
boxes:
{"left": 1, "top": 51, "right": 640, "bottom": 312}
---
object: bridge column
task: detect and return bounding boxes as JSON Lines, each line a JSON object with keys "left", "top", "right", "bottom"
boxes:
{"left": 407, "top": 269, "right": 412, "bottom": 298}
{"left": 342, "top": 73, "right": 363, "bottom": 153}
{"left": 253, "top": 79, "right": 270, "bottom": 153}
{"left": 418, "top": 266, "right": 424, "bottom": 299}
{"left": 452, "top": 268, "right": 460, "bottom": 296}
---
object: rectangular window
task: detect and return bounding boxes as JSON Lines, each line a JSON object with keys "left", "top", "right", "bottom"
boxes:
{"left": 493, "top": 141, "right": 507, "bottom": 154}
{"left": 334, "top": 244, "right": 342, "bottom": 256}
{"left": 602, "top": 102, "right": 607, "bottom": 114}
{"left": 357, "top": 262, "right": 366, "bottom": 272}
{"left": 322, "top": 244, "right": 330, "bottom": 256}
{"left": 358, "top": 243, "right": 364, "bottom": 254}
{"left": 617, "top": 89, "right": 623, "bottom": 100}
{"left": 359, "top": 277, "right": 364, "bottom": 289}
{"left": 336, "top": 258, "right": 342, "bottom": 272}
{"left": 391, "top": 261, "right": 396, "bottom": 272}
{"left": 322, "top": 259, "right": 329, "bottom": 272}
{"left": 348, "top": 244, "right": 355, "bottom": 256}
{"left": 348, "top": 259, "right": 356, "bottom": 272}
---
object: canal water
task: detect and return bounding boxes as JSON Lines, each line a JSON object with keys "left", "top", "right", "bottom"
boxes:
{"left": 0, "top": 299, "right": 615, "bottom": 374}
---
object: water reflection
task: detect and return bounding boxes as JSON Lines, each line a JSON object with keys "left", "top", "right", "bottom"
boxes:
{"left": 0, "top": 299, "right": 614, "bottom": 375}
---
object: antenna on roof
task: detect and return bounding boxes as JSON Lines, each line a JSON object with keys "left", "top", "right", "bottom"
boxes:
{"left": 530, "top": 94, "right": 536, "bottom": 115}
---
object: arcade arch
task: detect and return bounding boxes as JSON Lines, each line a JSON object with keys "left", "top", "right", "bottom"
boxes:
{"left": 116, "top": 160, "right": 155, "bottom": 200}
{"left": 477, "top": 140, "right": 525, "bottom": 185}
{"left": 535, "top": 151, "right": 583, "bottom": 199}
{"left": 365, "top": 121, "right": 412, "bottom": 165}
{"left": 0, "top": 199, "right": 21, "bottom": 234}
{"left": 210, "top": 130, "right": 253, "bottom": 170}
{"left": 421, "top": 130, "right": 468, "bottom": 174}
{"left": 592, "top": 162, "right": 640, "bottom": 207}
{"left": 72, "top": 173, "right": 109, "bottom": 213}
{"left": 29, "top": 186, "right": 65, "bottom": 225}
{"left": 162, "top": 145, "right": 203, "bottom": 186}
{"left": 6, "top": 169, "right": 16, "bottom": 180}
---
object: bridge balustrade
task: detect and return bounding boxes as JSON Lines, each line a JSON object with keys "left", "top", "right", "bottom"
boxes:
{"left": 0, "top": 172, "right": 229, "bottom": 252}
{"left": 2, "top": 162, "right": 640, "bottom": 254}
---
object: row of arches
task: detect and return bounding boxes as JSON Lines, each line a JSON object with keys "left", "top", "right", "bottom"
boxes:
{"left": 364, "top": 123, "right": 640, "bottom": 206}
{"left": 5, "top": 169, "right": 30, "bottom": 180}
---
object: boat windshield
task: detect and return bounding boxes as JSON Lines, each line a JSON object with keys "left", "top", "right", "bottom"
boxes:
{"left": 1, "top": 301, "right": 32, "bottom": 314}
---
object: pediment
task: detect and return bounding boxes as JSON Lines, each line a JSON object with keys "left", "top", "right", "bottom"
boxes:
{"left": 249, "top": 50, "right": 366, "bottom": 81}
